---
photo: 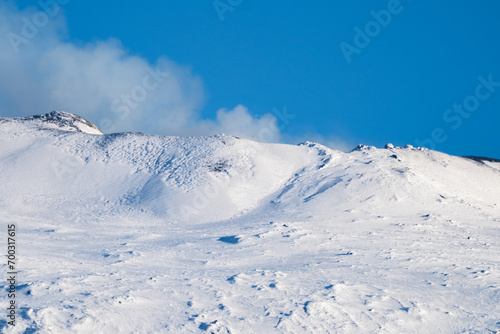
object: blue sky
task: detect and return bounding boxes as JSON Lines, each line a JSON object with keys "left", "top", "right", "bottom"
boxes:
{"left": 2, "top": 0, "right": 500, "bottom": 158}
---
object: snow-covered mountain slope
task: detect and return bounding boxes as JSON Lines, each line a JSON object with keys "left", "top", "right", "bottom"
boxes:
{"left": 0, "top": 113, "right": 499, "bottom": 333}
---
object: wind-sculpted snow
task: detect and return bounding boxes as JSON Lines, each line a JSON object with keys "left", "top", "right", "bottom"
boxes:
{"left": 0, "top": 113, "right": 499, "bottom": 333}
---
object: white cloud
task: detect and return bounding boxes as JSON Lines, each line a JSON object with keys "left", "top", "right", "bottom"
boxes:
{"left": 192, "top": 105, "right": 281, "bottom": 142}
{"left": 0, "top": 1, "right": 281, "bottom": 141}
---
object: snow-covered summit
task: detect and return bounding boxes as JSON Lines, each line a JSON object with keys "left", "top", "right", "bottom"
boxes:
{"left": 1, "top": 112, "right": 499, "bottom": 222}
{"left": 0, "top": 110, "right": 103, "bottom": 135}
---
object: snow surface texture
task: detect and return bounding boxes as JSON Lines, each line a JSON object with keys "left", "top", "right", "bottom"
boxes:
{"left": 0, "top": 113, "right": 499, "bottom": 333}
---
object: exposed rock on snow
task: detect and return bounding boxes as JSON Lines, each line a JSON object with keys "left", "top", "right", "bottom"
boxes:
{"left": 0, "top": 111, "right": 103, "bottom": 135}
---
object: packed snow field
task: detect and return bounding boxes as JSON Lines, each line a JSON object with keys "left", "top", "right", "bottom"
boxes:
{"left": 0, "top": 112, "right": 499, "bottom": 333}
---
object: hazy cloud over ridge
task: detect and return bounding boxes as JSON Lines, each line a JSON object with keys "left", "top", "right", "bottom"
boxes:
{"left": 0, "top": 2, "right": 281, "bottom": 140}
